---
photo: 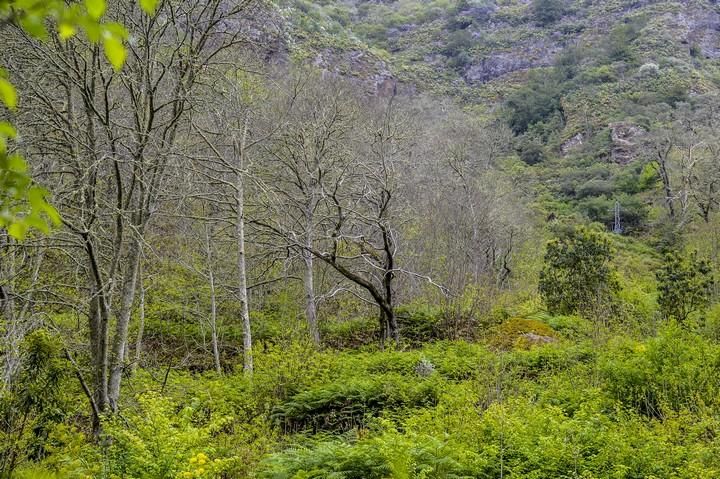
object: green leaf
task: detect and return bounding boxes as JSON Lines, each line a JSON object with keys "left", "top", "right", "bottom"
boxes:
{"left": 104, "top": 22, "right": 129, "bottom": 40}
{"left": 0, "top": 122, "right": 16, "bottom": 139}
{"left": 103, "top": 36, "right": 126, "bottom": 71}
{"left": 44, "top": 202, "right": 62, "bottom": 226}
{"left": 139, "top": 0, "right": 160, "bottom": 14}
{"left": 7, "top": 222, "right": 28, "bottom": 240}
{"left": 0, "top": 77, "right": 17, "bottom": 109}
{"left": 7, "top": 154, "right": 28, "bottom": 173}
{"left": 19, "top": 14, "right": 48, "bottom": 39}
{"left": 58, "top": 23, "right": 77, "bottom": 40}
{"left": 85, "top": 0, "right": 106, "bottom": 20}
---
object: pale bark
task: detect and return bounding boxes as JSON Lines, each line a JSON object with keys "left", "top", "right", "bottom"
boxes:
{"left": 132, "top": 267, "right": 145, "bottom": 374}
{"left": 237, "top": 116, "right": 253, "bottom": 374}
{"left": 108, "top": 238, "right": 142, "bottom": 411}
{"left": 303, "top": 214, "right": 320, "bottom": 345}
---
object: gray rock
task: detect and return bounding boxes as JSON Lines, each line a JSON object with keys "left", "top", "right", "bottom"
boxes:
{"left": 609, "top": 122, "right": 646, "bottom": 164}
{"left": 561, "top": 133, "right": 584, "bottom": 155}
{"left": 415, "top": 358, "right": 436, "bottom": 377}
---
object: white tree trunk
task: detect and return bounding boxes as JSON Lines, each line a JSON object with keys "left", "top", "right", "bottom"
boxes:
{"left": 108, "top": 238, "right": 142, "bottom": 410}
{"left": 132, "top": 269, "right": 145, "bottom": 374}
{"left": 237, "top": 115, "right": 253, "bottom": 374}
{"left": 303, "top": 224, "right": 320, "bottom": 345}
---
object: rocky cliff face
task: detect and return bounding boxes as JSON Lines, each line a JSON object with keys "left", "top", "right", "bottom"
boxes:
{"left": 278, "top": 0, "right": 720, "bottom": 150}
{"left": 280, "top": 0, "right": 720, "bottom": 95}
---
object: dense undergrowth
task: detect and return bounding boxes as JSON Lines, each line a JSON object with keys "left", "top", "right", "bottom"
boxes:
{"left": 11, "top": 311, "right": 720, "bottom": 478}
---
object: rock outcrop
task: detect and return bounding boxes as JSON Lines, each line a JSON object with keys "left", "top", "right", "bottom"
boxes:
{"left": 609, "top": 122, "right": 646, "bottom": 164}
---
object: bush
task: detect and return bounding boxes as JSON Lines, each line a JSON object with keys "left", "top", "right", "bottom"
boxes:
{"left": 530, "top": 0, "right": 567, "bottom": 26}
{"left": 539, "top": 225, "right": 620, "bottom": 319}
{"left": 656, "top": 250, "right": 714, "bottom": 322}
{"left": 260, "top": 425, "right": 480, "bottom": 479}
{"left": 605, "top": 18, "right": 644, "bottom": 63}
{"left": 517, "top": 139, "right": 546, "bottom": 165}
{"left": 321, "top": 317, "right": 379, "bottom": 349}
{"left": 505, "top": 74, "right": 564, "bottom": 134}
{"left": 396, "top": 305, "right": 444, "bottom": 344}
{"left": 489, "top": 317, "right": 557, "bottom": 350}
{"left": 0, "top": 330, "right": 68, "bottom": 477}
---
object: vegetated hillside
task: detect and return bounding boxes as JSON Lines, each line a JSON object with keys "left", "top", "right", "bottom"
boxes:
{"left": 5, "top": 0, "right": 720, "bottom": 478}
{"left": 281, "top": 0, "right": 720, "bottom": 233}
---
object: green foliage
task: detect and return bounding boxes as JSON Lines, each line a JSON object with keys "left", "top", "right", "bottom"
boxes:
{"left": 656, "top": 250, "right": 714, "bottom": 322}
{"left": 600, "top": 325, "right": 720, "bottom": 418}
{"left": 605, "top": 18, "right": 644, "bottom": 63}
{"left": 321, "top": 317, "right": 379, "bottom": 349}
{"left": 0, "top": 330, "right": 68, "bottom": 476}
{"left": 396, "top": 305, "right": 444, "bottom": 344}
{"left": 539, "top": 225, "right": 620, "bottom": 318}
{"left": 261, "top": 423, "right": 480, "bottom": 479}
{"left": 576, "top": 194, "right": 649, "bottom": 233}
{"left": 516, "top": 138, "right": 546, "bottom": 165}
{"left": 272, "top": 374, "right": 441, "bottom": 433}
{"left": 530, "top": 0, "right": 567, "bottom": 26}
{"left": 505, "top": 73, "right": 564, "bottom": 134}
{"left": 100, "top": 393, "right": 238, "bottom": 479}
{"left": 489, "top": 317, "right": 557, "bottom": 350}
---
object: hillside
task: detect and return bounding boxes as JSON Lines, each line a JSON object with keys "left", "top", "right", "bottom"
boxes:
{"left": 280, "top": 0, "right": 720, "bottom": 232}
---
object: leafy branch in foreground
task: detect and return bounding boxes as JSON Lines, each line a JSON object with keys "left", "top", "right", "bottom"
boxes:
{"left": 0, "top": 0, "right": 159, "bottom": 239}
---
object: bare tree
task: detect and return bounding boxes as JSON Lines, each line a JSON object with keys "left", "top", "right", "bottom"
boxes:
{"left": 259, "top": 73, "right": 357, "bottom": 346}
{"left": 3, "top": 0, "right": 263, "bottom": 428}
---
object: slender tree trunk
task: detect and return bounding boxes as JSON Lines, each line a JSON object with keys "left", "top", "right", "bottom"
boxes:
{"left": 108, "top": 238, "right": 142, "bottom": 411}
{"left": 303, "top": 211, "right": 320, "bottom": 345}
{"left": 132, "top": 267, "right": 145, "bottom": 374}
{"left": 1, "top": 233, "right": 18, "bottom": 387}
{"left": 237, "top": 115, "right": 253, "bottom": 374}
{"left": 381, "top": 226, "right": 399, "bottom": 345}
{"left": 84, "top": 235, "right": 111, "bottom": 433}
{"left": 205, "top": 226, "right": 222, "bottom": 374}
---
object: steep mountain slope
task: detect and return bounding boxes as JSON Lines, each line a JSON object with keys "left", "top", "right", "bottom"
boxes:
{"left": 280, "top": 0, "right": 720, "bottom": 102}
{"left": 277, "top": 0, "right": 720, "bottom": 235}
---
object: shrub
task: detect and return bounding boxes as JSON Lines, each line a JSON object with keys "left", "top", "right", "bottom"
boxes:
{"left": 517, "top": 139, "right": 546, "bottom": 165}
{"left": 0, "top": 330, "right": 68, "bottom": 477}
{"left": 396, "top": 305, "right": 444, "bottom": 344}
{"left": 321, "top": 317, "right": 378, "bottom": 349}
{"left": 656, "top": 250, "right": 714, "bottom": 322}
{"left": 539, "top": 225, "right": 620, "bottom": 319}
{"left": 530, "top": 0, "right": 567, "bottom": 26}
{"left": 260, "top": 425, "right": 482, "bottom": 479}
{"left": 505, "top": 74, "right": 564, "bottom": 134}
{"left": 489, "top": 317, "right": 557, "bottom": 350}
{"left": 599, "top": 326, "right": 720, "bottom": 418}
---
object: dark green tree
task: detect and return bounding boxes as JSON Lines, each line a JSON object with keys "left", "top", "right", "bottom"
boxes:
{"left": 531, "top": 0, "right": 566, "bottom": 26}
{"left": 539, "top": 226, "right": 619, "bottom": 317}
{"left": 505, "top": 74, "right": 564, "bottom": 134}
{"left": 656, "top": 251, "right": 714, "bottom": 322}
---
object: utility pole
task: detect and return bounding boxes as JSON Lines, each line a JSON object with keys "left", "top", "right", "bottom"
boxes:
{"left": 613, "top": 201, "right": 623, "bottom": 234}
